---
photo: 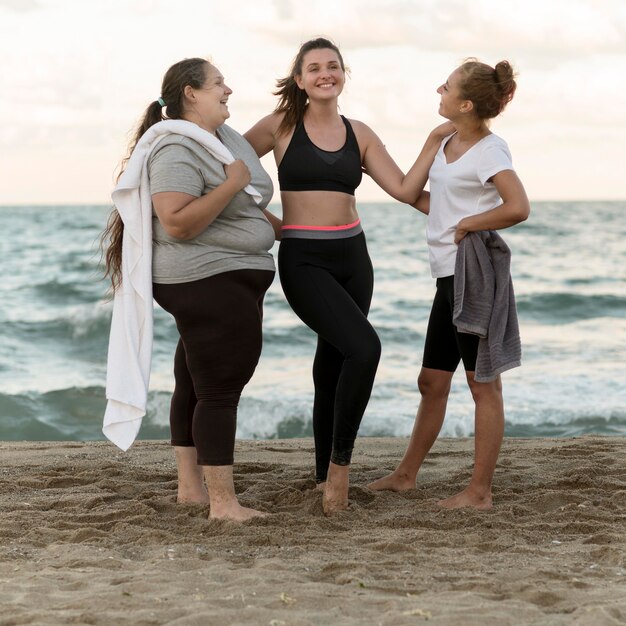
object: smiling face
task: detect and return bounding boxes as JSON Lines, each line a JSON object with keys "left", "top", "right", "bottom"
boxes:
{"left": 183, "top": 64, "right": 233, "bottom": 132}
{"left": 295, "top": 48, "right": 345, "bottom": 101}
{"left": 436, "top": 68, "right": 472, "bottom": 120}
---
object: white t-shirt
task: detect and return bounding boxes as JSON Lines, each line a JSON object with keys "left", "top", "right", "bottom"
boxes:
{"left": 426, "top": 132, "right": 513, "bottom": 278}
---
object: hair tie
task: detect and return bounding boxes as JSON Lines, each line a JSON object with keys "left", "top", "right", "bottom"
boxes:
{"left": 157, "top": 97, "right": 166, "bottom": 107}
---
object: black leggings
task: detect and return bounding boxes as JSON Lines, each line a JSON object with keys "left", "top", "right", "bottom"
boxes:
{"left": 422, "top": 275, "right": 479, "bottom": 372}
{"left": 152, "top": 269, "right": 274, "bottom": 466}
{"left": 278, "top": 233, "right": 381, "bottom": 481}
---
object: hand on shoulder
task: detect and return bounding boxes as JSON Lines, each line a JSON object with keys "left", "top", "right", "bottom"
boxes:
{"left": 430, "top": 121, "right": 456, "bottom": 140}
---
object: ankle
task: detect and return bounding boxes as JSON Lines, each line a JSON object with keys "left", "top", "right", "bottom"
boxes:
{"left": 466, "top": 482, "right": 493, "bottom": 500}
{"left": 209, "top": 496, "right": 240, "bottom": 514}
{"left": 326, "top": 463, "right": 350, "bottom": 486}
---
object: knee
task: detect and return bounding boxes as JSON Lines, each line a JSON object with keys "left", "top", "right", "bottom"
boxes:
{"left": 467, "top": 376, "right": 503, "bottom": 404}
{"left": 417, "top": 370, "right": 451, "bottom": 399}
{"left": 194, "top": 386, "right": 242, "bottom": 407}
{"left": 356, "top": 331, "right": 381, "bottom": 366}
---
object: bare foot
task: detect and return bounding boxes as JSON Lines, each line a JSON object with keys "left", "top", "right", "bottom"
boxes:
{"left": 367, "top": 471, "right": 415, "bottom": 492}
{"left": 209, "top": 502, "right": 268, "bottom": 522}
{"left": 437, "top": 487, "right": 493, "bottom": 510}
{"left": 322, "top": 490, "right": 349, "bottom": 516}
{"left": 322, "top": 464, "right": 349, "bottom": 516}
{"left": 177, "top": 492, "right": 210, "bottom": 504}
{"left": 314, "top": 481, "right": 326, "bottom": 492}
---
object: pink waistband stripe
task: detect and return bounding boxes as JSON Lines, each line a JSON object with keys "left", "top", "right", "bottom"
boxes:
{"left": 281, "top": 219, "right": 361, "bottom": 232}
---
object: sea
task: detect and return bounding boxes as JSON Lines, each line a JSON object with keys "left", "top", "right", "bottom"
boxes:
{"left": 1, "top": 202, "right": 624, "bottom": 442}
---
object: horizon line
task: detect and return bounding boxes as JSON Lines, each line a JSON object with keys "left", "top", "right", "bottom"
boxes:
{"left": 1, "top": 199, "right": 625, "bottom": 208}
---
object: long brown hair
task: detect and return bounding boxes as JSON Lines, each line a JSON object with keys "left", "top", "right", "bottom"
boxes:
{"left": 457, "top": 58, "right": 517, "bottom": 120}
{"left": 101, "top": 57, "right": 210, "bottom": 292}
{"left": 273, "top": 37, "right": 346, "bottom": 136}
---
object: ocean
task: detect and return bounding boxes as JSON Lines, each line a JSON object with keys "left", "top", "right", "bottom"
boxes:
{"left": 1, "top": 202, "right": 624, "bottom": 442}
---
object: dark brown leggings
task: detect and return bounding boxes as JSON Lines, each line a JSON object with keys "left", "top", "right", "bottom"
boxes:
{"left": 152, "top": 269, "right": 274, "bottom": 465}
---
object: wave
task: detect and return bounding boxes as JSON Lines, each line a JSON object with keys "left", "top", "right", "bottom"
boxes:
{"left": 1, "top": 385, "right": 625, "bottom": 442}
{"left": 30, "top": 278, "right": 102, "bottom": 306}
{"left": 5, "top": 305, "right": 112, "bottom": 346}
{"left": 0, "top": 387, "right": 170, "bottom": 442}
{"left": 517, "top": 292, "right": 626, "bottom": 323}
{"left": 505, "top": 414, "right": 626, "bottom": 437}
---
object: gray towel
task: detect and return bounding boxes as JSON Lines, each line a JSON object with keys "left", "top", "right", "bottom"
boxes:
{"left": 453, "top": 231, "right": 521, "bottom": 382}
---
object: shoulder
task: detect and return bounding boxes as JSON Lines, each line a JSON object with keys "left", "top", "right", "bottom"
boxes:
{"left": 248, "top": 112, "right": 284, "bottom": 135}
{"left": 480, "top": 134, "right": 512, "bottom": 160}
{"left": 345, "top": 117, "right": 371, "bottom": 135}
{"left": 220, "top": 124, "right": 263, "bottom": 162}
{"left": 151, "top": 135, "right": 204, "bottom": 157}
{"left": 148, "top": 136, "right": 205, "bottom": 169}
{"left": 483, "top": 133, "right": 511, "bottom": 152}
{"left": 244, "top": 112, "right": 287, "bottom": 155}
{"left": 217, "top": 123, "right": 245, "bottom": 142}
{"left": 487, "top": 133, "right": 509, "bottom": 146}
{"left": 218, "top": 123, "right": 248, "bottom": 150}
{"left": 345, "top": 118, "right": 379, "bottom": 146}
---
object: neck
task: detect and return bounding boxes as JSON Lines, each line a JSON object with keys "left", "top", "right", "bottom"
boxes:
{"left": 453, "top": 117, "right": 490, "bottom": 142}
{"left": 304, "top": 100, "right": 341, "bottom": 124}
{"left": 181, "top": 114, "right": 218, "bottom": 136}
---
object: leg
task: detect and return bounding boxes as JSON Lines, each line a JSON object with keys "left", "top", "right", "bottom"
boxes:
{"left": 368, "top": 367, "right": 453, "bottom": 491}
{"left": 300, "top": 269, "right": 380, "bottom": 514}
{"left": 154, "top": 270, "right": 274, "bottom": 521}
{"left": 369, "top": 277, "right": 459, "bottom": 491}
{"left": 173, "top": 445, "right": 208, "bottom": 504}
{"left": 169, "top": 339, "right": 207, "bottom": 503}
{"left": 203, "top": 465, "right": 267, "bottom": 521}
{"left": 438, "top": 374, "right": 504, "bottom": 510}
{"left": 279, "top": 236, "right": 380, "bottom": 513}
{"left": 320, "top": 262, "right": 380, "bottom": 514}
{"left": 312, "top": 338, "right": 343, "bottom": 483}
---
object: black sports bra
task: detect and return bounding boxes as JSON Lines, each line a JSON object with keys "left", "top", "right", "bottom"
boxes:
{"left": 278, "top": 115, "right": 363, "bottom": 195}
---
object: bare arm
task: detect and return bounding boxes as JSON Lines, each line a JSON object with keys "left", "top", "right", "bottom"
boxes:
{"left": 152, "top": 160, "right": 251, "bottom": 240}
{"left": 412, "top": 191, "right": 430, "bottom": 215}
{"left": 454, "top": 170, "right": 530, "bottom": 243}
{"left": 244, "top": 114, "right": 281, "bottom": 158}
{"left": 360, "top": 121, "right": 455, "bottom": 204}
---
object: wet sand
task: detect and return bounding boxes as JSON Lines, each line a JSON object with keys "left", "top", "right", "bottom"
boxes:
{"left": 1, "top": 436, "right": 625, "bottom": 625}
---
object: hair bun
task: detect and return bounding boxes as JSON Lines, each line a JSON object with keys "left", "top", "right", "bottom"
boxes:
{"left": 495, "top": 61, "right": 514, "bottom": 82}
{"left": 494, "top": 60, "right": 517, "bottom": 107}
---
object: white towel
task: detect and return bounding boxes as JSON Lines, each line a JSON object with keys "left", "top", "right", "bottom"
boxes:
{"left": 103, "top": 120, "right": 262, "bottom": 451}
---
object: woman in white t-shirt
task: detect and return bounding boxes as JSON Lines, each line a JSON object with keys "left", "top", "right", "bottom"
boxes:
{"left": 370, "top": 59, "right": 530, "bottom": 509}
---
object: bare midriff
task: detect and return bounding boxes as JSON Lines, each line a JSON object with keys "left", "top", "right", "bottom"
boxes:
{"left": 281, "top": 190, "right": 358, "bottom": 228}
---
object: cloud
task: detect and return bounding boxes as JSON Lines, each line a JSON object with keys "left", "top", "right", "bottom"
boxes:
{"left": 253, "top": 0, "right": 626, "bottom": 59}
{"left": 0, "top": 0, "right": 40, "bottom": 12}
{"left": 1, "top": 0, "right": 625, "bottom": 202}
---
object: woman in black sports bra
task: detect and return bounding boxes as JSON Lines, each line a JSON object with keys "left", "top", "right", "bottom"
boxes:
{"left": 245, "top": 37, "right": 452, "bottom": 515}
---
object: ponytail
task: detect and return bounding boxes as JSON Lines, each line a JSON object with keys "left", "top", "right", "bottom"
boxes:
{"left": 101, "top": 58, "right": 210, "bottom": 292}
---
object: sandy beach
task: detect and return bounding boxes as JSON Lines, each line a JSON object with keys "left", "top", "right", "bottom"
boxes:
{"left": 1, "top": 436, "right": 625, "bottom": 625}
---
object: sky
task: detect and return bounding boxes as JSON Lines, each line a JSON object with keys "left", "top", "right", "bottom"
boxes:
{"left": 2, "top": 0, "right": 625, "bottom": 204}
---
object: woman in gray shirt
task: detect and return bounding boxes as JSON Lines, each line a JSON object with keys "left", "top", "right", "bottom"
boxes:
{"left": 103, "top": 57, "right": 279, "bottom": 522}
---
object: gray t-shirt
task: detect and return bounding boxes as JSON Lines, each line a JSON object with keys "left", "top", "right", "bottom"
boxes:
{"left": 148, "top": 124, "right": 276, "bottom": 284}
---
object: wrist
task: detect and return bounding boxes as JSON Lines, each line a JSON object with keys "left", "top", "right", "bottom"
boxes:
{"left": 220, "top": 177, "right": 243, "bottom": 195}
{"left": 458, "top": 217, "right": 473, "bottom": 231}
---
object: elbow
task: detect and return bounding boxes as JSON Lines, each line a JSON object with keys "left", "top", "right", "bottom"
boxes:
{"left": 393, "top": 186, "right": 419, "bottom": 204}
{"left": 509, "top": 200, "right": 530, "bottom": 225}
{"left": 516, "top": 202, "right": 531, "bottom": 224}
{"left": 163, "top": 224, "right": 195, "bottom": 241}
{"left": 399, "top": 192, "right": 419, "bottom": 205}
